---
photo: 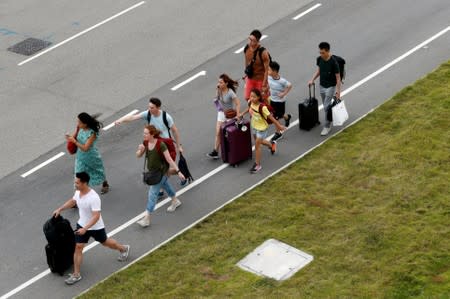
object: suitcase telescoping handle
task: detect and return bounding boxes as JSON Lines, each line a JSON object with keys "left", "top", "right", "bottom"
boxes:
{"left": 308, "top": 83, "right": 316, "bottom": 100}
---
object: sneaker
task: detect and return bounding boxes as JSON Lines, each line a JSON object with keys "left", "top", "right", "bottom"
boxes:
{"left": 65, "top": 273, "right": 82, "bottom": 285}
{"left": 118, "top": 245, "right": 130, "bottom": 262}
{"left": 167, "top": 199, "right": 182, "bottom": 212}
{"left": 158, "top": 191, "right": 165, "bottom": 198}
{"left": 180, "top": 179, "right": 188, "bottom": 186}
{"left": 206, "top": 150, "right": 219, "bottom": 159}
{"left": 320, "top": 126, "right": 331, "bottom": 136}
{"left": 270, "top": 141, "right": 277, "bottom": 155}
{"left": 137, "top": 215, "right": 150, "bottom": 227}
{"left": 250, "top": 163, "right": 262, "bottom": 173}
{"left": 285, "top": 114, "right": 292, "bottom": 127}
{"left": 271, "top": 132, "right": 283, "bottom": 142}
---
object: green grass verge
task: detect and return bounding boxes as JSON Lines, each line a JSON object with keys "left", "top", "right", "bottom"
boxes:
{"left": 80, "top": 61, "right": 450, "bottom": 298}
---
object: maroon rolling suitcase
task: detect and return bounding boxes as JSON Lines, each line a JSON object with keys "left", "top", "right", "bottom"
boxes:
{"left": 220, "top": 118, "right": 252, "bottom": 166}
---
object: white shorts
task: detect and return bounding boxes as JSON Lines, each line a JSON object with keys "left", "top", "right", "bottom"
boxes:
{"left": 217, "top": 111, "right": 226, "bottom": 122}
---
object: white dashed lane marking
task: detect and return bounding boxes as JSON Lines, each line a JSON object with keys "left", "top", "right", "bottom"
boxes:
{"left": 170, "top": 70, "right": 207, "bottom": 91}
{"left": 103, "top": 109, "right": 140, "bottom": 131}
{"left": 18, "top": 1, "right": 146, "bottom": 66}
{"left": 292, "top": 3, "right": 322, "bottom": 20}
{"left": 234, "top": 35, "right": 268, "bottom": 54}
{"left": 20, "top": 152, "right": 65, "bottom": 178}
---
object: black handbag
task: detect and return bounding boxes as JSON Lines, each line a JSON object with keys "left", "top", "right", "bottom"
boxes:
{"left": 142, "top": 149, "right": 163, "bottom": 185}
{"left": 244, "top": 63, "right": 254, "bottom": 78}
{"left": 143, "top": 169, "right": 163, "bottom": 185}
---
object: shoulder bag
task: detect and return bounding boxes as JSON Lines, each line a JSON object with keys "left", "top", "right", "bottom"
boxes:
{"left": 142, "top": 147, "right": 163, "bottom": 185}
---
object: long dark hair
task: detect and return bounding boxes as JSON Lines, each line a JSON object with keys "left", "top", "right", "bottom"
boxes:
{"left": 78, "top": 112, "right": 102, "bottom": 133}
{"left": 219, "top": 74, "right": 239, "bottom": 93}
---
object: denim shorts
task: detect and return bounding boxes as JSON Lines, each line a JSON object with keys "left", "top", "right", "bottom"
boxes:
{"left": 75, "top": 223, "right": 107, "bottom": 244}
{"left": 252, "top": 128, "right": 268, "bottom": 139}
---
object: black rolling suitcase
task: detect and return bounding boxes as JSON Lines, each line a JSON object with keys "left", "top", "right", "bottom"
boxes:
{"left": 220, "top": 118, "right": 252, "bottom": 166}
{"left": 299, "top": 83, "right": 320, "bottom": 130}
{"left": 43, "top": 215, "right": 75, "bottom": 275}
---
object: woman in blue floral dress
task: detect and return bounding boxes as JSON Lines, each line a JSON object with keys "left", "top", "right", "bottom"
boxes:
{"left": 65, "top": 112, "right": 110, "bottom": 194}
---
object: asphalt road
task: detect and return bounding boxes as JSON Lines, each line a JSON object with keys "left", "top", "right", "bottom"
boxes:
{"left": 0, "top": 0, "right": 310, "bottom": 180}
{"left": 0, "top": 0, "right": 449, "bottom": 298}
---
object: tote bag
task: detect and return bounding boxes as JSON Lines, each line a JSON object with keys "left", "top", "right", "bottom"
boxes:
{"left": 332, "top": 99, "right": 349, "bottom": 126}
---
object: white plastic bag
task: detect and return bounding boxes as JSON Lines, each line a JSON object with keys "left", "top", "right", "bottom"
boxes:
{"left": 332, "top": 100, "right": 349, "bottom": 126}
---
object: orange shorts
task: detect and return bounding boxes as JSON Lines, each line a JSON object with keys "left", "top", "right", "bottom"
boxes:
{"left": 244, "top": 78, "right": 263, "bottom": 100}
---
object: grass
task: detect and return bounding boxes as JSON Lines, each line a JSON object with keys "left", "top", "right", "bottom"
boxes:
{"left": 80, "top": 61, "right": 450, "bottom": 298}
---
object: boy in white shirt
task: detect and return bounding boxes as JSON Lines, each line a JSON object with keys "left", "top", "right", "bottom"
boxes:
{"left": 268, "top": 61, "right": 292, "bottom": 142}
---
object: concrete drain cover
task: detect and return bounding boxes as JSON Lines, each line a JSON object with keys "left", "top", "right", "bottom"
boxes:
{"left": 7, "top": 38, "right": 52, "bottom": 56}
{"left": 237, "top": 239, "right": 313, "bottom": 281}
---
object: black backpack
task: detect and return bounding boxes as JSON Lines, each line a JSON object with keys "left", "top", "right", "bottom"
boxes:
{"left": 147, "top": 110, "right": 171, "bottom": 138}
{"left": 332, "top": 55, "right": 346, "bottom": 83}
{"left": 178, "top": 153, "right": 194, "bottom": 183}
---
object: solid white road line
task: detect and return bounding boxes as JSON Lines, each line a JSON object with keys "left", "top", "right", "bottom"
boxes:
{"left": 292, "top": 3, "right": 322, "bottom": 20}
{"left": 171, "top": 71, "right": 207, "bottom": 91}
{"left": 103, "top": 109, "right": 140, "bottom": 131}
{"left": 3, "top": 25, "right": 449, "bottom": 299}
{"left": 17, "top": 1, "right": 146, "bottom": 66}
{"left": 20, "top": 152, "right": 65, "bottom": 178}
{"left": 341, "top": 25, "right": 450, "bottom": 97}
{"left": 234, "top": 35, "right": 268, "bottom": 54}
{"left": 0, "top": 270, "right": 51, "bottom": 299}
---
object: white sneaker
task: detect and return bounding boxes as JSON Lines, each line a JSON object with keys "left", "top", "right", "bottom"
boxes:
{"left": 65, "top": 273, "right": 82, "bottom": 285}
{"left": 137, "top": 215, "right": 150, "bottom": 227}
{"left": 321, "top": 126, "right": 331, "bottom": 136}
{"left": 167, "top": 199, "right": 181, "bottom": 212}
{"left": 118, "top": 245, "right": 130, "bottom": 262}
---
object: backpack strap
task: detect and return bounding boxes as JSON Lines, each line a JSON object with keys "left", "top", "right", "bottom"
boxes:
{"left": 248, "top": 101, "right": 267, "bottom": 121}
{"left": 155, "top": 139, "right": 164, "bottom": 159}
{"left": 258, "top": 103, "right": 269, "bottom": 122}
{"left": 143, "top": 141, "right": 148, "bottom": 171}
{"left": 258, "top": 47, "right": 270, "bottom": 63}
{"left": 147, "top": 111, "right": 172, "bottom": 139}
{"left": 331, "top": 55, "right": 345, "bottom": 82}
{"left": 245, "top": 45, "right": 260, "bottom": 64}
{"left": 258, "top": 46, "right": 270, "bottom": 62}
{"left": 162, "top": 111, "right": 171, "bottom": 139}
{"left": 331, "top": 55, "right": 339, "bottom": 72}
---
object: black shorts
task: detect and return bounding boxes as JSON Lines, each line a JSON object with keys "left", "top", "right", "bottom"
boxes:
{"left": 270, "top": 101, "right": 286, "bottom": 119}
{"left": 75, "top": 223, "right": 108, "bottom": 244}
